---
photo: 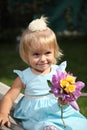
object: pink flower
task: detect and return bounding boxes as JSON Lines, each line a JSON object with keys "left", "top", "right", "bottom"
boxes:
{"left": 48, "top": 69, "right": 85, "bottom": 110}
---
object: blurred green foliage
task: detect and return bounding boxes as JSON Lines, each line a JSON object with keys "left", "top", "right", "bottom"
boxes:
{"left": 0, "top": 0, "right": 87, "bottom": 42}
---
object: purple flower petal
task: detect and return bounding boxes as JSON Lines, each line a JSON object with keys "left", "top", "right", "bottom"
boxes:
{"left": 69, "top": 101, "right": 80, "bottom": 110}
{"left": 75, "top": 81, "right": 85, "bottom": 90}
{"left": 52, "top": 75, "right": 59, "bottom": 86}
{"left": 51, "top": 86, "right": 60, "bottom": 97}
{"left": 64, "top": 94, "right": 75, "bottom": 101}
{"left": 73, "top": 91, "right": 81, "bottom": 99}
{"left": 56, "top": 69, "right": 66, "bottom": 79}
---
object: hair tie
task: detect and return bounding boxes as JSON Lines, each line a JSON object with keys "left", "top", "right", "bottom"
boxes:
{"left": 28, "top": 16, "right": 48, "bottom": 32}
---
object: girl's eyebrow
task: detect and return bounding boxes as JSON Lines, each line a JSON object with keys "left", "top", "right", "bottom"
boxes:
{"left": 33, "top": 52, "right": 39, "bottom": 55}
{"left": 31, "top": 49, "right": 52, "bottom": 54}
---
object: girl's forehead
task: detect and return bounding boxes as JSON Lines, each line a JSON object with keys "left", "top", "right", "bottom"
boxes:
{"left": 30, "top": 47, "right": 53, "bottom": 53}
{"left": 30, "top": 44, "right": 53, "bottom": 51}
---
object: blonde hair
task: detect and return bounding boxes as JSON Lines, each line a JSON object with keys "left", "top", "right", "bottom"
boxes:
{"left": 19, "top": 16, "right": 63, "bottom": 64}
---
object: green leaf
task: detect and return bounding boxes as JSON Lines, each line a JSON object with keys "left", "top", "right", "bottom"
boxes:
{"left": 49, "top": 90, "right": 53, "bottom": 93}
{"left": 47, "top": 80, "right": 52, "bottom": 87}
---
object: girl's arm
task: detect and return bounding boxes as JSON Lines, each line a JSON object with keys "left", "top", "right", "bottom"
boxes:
{"left": 0, "top": 77, "right": 24, "bottom": 128}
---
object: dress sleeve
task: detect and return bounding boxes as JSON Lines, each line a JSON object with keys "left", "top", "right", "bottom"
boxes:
{"left": 13, "top": 70, "right": 26, "bottom": 84}
{"left": 58, "top": 61, "right": 67, "bottom": 72}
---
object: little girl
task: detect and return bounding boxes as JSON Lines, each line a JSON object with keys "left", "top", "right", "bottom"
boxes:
{"left": 0, "top": 16, "right": 87, "bottom": 130}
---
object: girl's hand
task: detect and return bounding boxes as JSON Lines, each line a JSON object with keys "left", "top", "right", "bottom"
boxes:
{"left": 58, "top": 97, "right": 68, "bottom": 105}
{"left": 0, "top": 113, "right": 11, "bottom": 128}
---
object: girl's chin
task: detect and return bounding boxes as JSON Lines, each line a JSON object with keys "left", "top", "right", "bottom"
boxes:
{"left": 31, "top": 67, "right": 45, "bottom": 73}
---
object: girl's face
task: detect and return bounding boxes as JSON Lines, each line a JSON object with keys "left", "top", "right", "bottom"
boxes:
{"left": 28, "top": 48, "right": 54, "bottom": 74}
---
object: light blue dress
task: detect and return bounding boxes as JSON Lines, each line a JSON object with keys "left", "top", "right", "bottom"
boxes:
{"left": 13, "top": 61, "right": 87, "bottom": 130}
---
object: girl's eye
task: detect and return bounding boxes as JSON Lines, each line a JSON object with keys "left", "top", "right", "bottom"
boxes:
{"left": 33, "top": 53, "right": 40, "bottom": 57}
{"left": 45, "top": 51, "right": 52, "bottom": 55}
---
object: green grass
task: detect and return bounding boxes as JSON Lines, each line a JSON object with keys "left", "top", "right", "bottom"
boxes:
{"left": 78, "top": 98, "right": 87, "bottom": 117}
{"left": 0, "top": 36, "right": 87, "bottom": 117}
{"left": 0, "top": 44, "right": 25, "bottom": 85}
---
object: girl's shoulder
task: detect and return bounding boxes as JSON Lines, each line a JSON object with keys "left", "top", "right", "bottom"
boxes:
{"left": 13, "top": 67, "right": 30, "bottom": 76}
{"left": 52, "top": 61, "right": 67, "bottom": 72}
{"left": 13, "top": 67, "right": 31, "bottom": 84}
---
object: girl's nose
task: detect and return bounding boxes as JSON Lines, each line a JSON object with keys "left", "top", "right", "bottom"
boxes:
{"left": 40, "top": 55, "right": 46, "bottom": 61}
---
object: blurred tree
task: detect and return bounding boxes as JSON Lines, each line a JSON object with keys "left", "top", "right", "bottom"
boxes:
{"left": 8, "top": 0, "right": 35, "bottom": 28}
{"left": 64, "top": 7, "right": 75, "bottom": 31}
{"left": 0, "top": 0, "right": 87, "bottom": 42}
{"left": 0, "top": 0, "right": 10, "bottom": 29}
{"left": 77, "top": 0, "right": 87, "bottom": 32}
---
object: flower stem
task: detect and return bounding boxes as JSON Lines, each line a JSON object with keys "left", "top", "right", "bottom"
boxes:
{"left": 60, "top": 105, "right": 66, "bottom": 128}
